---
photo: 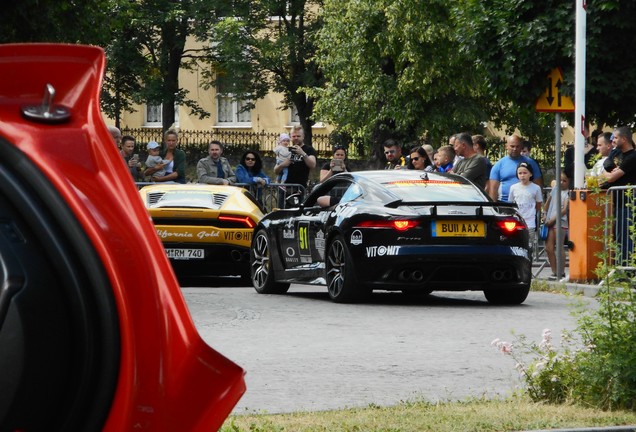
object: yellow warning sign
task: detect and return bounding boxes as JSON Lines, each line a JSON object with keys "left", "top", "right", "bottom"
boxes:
{"left": 535, "top": 68, "right": 575, "bottom": 113}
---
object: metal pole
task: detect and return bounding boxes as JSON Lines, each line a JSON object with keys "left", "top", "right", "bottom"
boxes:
{"left": 555, "top": 113, "right": 564, "bottom": 279}
{"left": 574, "top": 0, "right": 587, "bottom": 189}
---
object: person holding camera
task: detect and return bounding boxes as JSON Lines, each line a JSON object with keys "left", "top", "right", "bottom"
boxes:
{"left": 274, "top": 125, "right": 317, "bottom": 189}
{"left": 119, "top": 134, "right": 142, "bottom": 181}
{"left": 319, "top": 145, "right": 349, "bottom": 182}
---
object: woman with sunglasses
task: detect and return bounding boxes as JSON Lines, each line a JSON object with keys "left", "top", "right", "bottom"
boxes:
{"left": 236, "top": 150, "right": 270, "bottom": 199}
{"left": 407, "top": 146, "right": 434, "bottom": 172}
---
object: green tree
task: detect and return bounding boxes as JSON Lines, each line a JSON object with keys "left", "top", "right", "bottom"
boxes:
{"left": 0, "top": 0, "right": 117, "bottom": 45}
{"left": 455, "top": 0, "right": 636, "bottom": 130}
{"left": 312, "top": 0, "right": 492, "bottom": 158}
{"left": 111, "top": 0, "right": 215, "bottom": 132}
{"left": 204, "top": 0, "right": 324, "bottom": 146}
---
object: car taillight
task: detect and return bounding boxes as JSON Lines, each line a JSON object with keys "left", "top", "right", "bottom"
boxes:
{"left": 218, "top": 215, "right": 255, "bottom": 228}
{"left": 496, "top": 219, "right": 525, "bottom": 234}
{"left": 356, "top": 220, "right": 419, "bottom": 231}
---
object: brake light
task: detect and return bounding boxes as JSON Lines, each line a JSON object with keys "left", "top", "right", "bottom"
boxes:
{"left": 356, "top": 220, "right": 418, "bottom": 231}
{"left": 496, "top": 219, "right": 525, "bottom": 234}
{"left": 218, "top": 215, "right": 255, "bottom": 228}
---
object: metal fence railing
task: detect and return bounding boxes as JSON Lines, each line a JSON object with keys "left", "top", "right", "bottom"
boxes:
{"left": 137, "top": 180, "right": 307, "bottom": 214}
{"left": 121, "top": 128, "right": 340, "bottom": 161}
{"left": 235, "top": 183, "right": 306, "bottom": 213}
{"left": 603, "top": 185, "right": 636, "bottom": 267}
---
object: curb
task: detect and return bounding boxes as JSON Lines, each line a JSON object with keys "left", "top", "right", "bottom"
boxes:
{"left": 523, "top": 427, "right": 636, "bottom": 432}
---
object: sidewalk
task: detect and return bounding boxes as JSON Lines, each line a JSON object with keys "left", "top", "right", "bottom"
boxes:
{"left": 533, "top": 252, "right": 601, "bottom": 298}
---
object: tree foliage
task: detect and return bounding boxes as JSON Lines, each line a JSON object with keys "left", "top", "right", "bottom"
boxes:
{"left": 313, "top": 0, "right": 493, "bottom": 155}
{"left": 456, "top": 0, "right": 636, "bottom": 129}
{"left": 205, "top": 0, "right": 325, "bottom": 146}
{"left": 0, "top": 0, "right": 117, "bottom": 45}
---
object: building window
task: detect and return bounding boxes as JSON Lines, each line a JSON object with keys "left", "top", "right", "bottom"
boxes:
{"left": 288, "top": 104, "right": 325, "bottom": 128}
{"left": 144, "top": 103, "right": 179, "bottom": 127}
{"left": 216, "top": 81, "right": 251, "bottom": 126}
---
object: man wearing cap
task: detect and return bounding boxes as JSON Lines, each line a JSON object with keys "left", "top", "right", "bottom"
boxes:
{"left": 197, "top": 140, "right": 236, "bottom": 185}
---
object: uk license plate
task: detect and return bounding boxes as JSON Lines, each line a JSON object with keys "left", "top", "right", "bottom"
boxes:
{"left": 432, "top": 220, "right": 486, "bottom": 237}
{"left": 165, "top": 248, "right": 204, "bottom": 260}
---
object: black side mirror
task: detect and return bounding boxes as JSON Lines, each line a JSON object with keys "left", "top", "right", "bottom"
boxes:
{"left": 286, "top": 193, "right": 302, "bottom": 208}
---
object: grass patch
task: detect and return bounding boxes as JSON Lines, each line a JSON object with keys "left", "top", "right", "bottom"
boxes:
{"left": 530, "top": 279, "right": 570, "bottom": 294}
{"left": 220, "top": 396, "right": 636, "bottom": 432}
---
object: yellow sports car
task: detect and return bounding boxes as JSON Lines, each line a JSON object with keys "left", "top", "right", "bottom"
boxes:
{"left": 139, "top": 184, "right": 265, "bottom": 282}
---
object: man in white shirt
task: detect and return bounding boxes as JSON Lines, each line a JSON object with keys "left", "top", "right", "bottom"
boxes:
{"left": 588, "top": 132, "right": 613, "bottom": 178}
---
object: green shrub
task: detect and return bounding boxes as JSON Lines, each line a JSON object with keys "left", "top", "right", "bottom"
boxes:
{"left": 493, "top": 190, "right": 636, "bottom": 410}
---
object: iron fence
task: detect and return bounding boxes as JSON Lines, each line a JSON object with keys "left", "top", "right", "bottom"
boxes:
{"left": 603, "top": 185, "right": 636, "bottom": 267}
{"left": 121, "top": 128, "right": 339, "bottom": 160}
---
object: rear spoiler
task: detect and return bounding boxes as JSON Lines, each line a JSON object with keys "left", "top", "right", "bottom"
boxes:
{"left": 386, "top": 200, "right": 518, "bottom": 216}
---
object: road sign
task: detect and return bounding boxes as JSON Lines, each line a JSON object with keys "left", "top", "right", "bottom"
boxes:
{"left": 535, "top": 68, "right": 575, "bottom": 112}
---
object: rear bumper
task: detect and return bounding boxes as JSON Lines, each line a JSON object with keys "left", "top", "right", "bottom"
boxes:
{"left": 166, "top": 243, "right": 251, "bottom": 277}
{"left": 352, "top": 245, "right": 531, "bottom": 289}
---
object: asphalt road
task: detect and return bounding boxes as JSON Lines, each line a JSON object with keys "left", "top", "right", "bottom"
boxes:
{"left": 183, "top": 284, "right": 589, "bottom": 415}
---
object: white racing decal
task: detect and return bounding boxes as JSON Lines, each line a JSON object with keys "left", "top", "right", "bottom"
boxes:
{"left": 197, "top": 230, "right": 221, "bottom": 240}
{"left": 510, "top": 246, "right": 529, "bottom": 258}
{"left": 350, "top": 229, "right": 363, "bottom": 245}
{"left": 366, "top": 245, "right": 401, "bottom": 257}
{"left": 316, "top": 231, "right": 325, "bottom": 260}
{"left": 157, "top": 229, "right": 192, "bottom": 239}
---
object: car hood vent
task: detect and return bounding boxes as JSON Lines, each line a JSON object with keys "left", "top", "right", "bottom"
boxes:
{"left": 147, "top": 191, "right": 230, "bottom": 209}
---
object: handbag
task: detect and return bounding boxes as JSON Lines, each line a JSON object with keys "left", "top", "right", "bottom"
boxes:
{"left": 539, "top": 223, "right": 549, "bottom": 241}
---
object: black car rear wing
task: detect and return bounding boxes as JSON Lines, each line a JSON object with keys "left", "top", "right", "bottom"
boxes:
{"left": 387, "top": 200, "right": 518, "bottom": 216}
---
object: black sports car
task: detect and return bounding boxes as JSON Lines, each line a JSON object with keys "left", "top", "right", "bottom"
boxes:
{"left": 250, "top": 170, "right": 532, "bottom": 304}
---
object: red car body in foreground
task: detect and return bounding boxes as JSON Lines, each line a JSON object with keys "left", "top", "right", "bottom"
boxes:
{"left": 0, "top": 44, "right": 245, "bottom": 431}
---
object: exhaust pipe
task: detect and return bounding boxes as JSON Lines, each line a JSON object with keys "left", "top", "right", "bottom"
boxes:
{"left": 411, "top": 270, "right": 424, "bottom": 282}
{"left": 398, "top": 270, "right": 410, "bottom": 281}
{"left": 230, "top": 250, "right": 243, "bottom": 262}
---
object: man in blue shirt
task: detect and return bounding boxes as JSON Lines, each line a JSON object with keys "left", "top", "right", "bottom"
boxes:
{"left": 488, "top": 134, "right": 543, "bottom": 202}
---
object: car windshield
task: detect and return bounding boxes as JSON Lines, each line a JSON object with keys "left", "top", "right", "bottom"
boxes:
{"left": 382, "top": 179, "right": 486, "bottom": 202}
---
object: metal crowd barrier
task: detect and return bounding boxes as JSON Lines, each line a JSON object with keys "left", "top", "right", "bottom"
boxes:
{"left": 235, "top": 183, "right": 306, "bottom": 213}
{"left": 135, "top": 181, "right": 307, "bottom": 213}
{"left": 603, "top": 185, "right": 636, "bottom": 267}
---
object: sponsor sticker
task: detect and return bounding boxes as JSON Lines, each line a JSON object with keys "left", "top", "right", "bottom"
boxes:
{"left": 366, "top": 245, "right": 401, "bottom": 258}
{"left": 316, "top": 230, "right": 326, "bottom": 260}
{"left": 350, "top": 230, "right": 363, "bottom": 245}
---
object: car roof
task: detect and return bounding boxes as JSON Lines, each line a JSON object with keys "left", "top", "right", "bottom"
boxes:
{"left": 345, "top": 170, "right": 472, "bottom": 185}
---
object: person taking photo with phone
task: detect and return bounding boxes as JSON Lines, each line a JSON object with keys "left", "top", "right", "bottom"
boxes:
{"left": 120, "top": 134, "right": 142, "bottom": 181}
{"left": 320, "top": 145, "right": 349, "bottom": 182}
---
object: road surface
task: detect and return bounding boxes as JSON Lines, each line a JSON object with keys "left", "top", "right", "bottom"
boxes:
{"left": 184, "top": 284, "right": 587, "bottom": 414}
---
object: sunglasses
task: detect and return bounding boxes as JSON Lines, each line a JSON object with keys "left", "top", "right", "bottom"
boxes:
{"left": 245, "top": 157, "right": 256, "bottom": 161}
{"left": 384, "top": 150, "right": 396, "bottom": 155}
{"left": 411, "top": 156, "right": 420, "bottom": 161}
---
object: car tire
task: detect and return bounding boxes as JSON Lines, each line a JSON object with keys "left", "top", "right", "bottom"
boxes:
{"left": 250, "top": 229, "right": 290, "bottom": 294}
{"left": 326, "top": 235, "right": 362, "bottom": 303}
{"left": 483, "top": 285, "right": 530, "bottom": 305}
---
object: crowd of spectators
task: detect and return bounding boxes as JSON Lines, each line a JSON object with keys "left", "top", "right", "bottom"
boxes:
{"left": 110, "top": 123, "right": 635, "bottom": 265}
